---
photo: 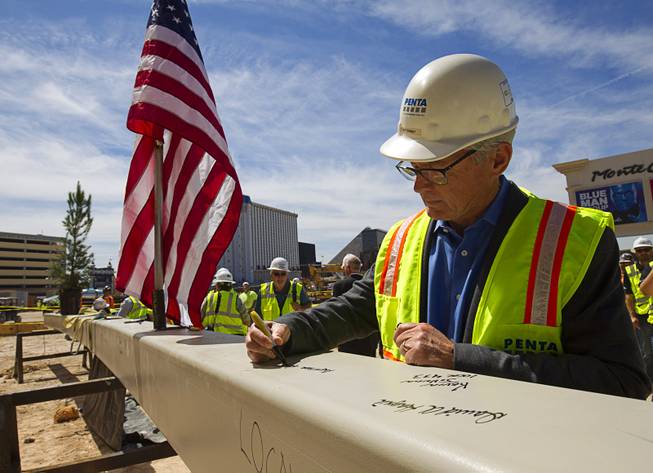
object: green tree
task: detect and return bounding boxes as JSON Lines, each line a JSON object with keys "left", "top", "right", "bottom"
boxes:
{"left": 51, "top": 182, "right": 94, "bottom": 313}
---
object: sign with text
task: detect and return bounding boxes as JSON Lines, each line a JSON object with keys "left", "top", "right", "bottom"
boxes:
{"left": 576, "top": 182, "right": 647, "bottom": 225}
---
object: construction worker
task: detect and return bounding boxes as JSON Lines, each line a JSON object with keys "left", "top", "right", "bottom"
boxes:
{"left": 627, "top": 237, "right": 653, "bottom": 380}
{"left": 92, "top": 297, "right": 111, "bottom": 318}
{"left": 255, "top": 257, "right": 310, "bottom": 321}
{"left": 239, "top": 282, "right": 258, "bottom": 311}
{"left": 335, "top": 254, "right": 380, "bottom": 357}
{"left": 201, "top": 268, "right": 251, "bottom": 335}
{"left": 117, "top": 295, "right": 152, "bottom": 320}
{"left": 102, "top": 286, "right": 115, "bottom": 309}
{"left": 619, "top": 252, "right": 634, "bottom": 284}
{"left": 246, "top": 54, "right": 650, "bottom": 399}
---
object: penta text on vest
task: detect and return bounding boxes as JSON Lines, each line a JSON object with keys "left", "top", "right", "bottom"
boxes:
{"left": 504, "top": 338, "right": 559, "bottom": 353}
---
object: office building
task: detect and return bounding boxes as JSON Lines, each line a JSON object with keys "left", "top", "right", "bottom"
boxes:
{"left": 90, "top": 262, "right": 115, "bottom": 292}
{"left": 218, "top": 196, "right": 302, "bottom": 285}
{"left": 0, "top": 231, "right": 64, "bottom": 306}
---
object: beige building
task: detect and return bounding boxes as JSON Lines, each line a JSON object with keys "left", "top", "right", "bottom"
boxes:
{"left": 218, "top": 195, "right": 302, "bottom": 285}
{"left": 553, "top": 148, "right": 653, "bottom": 238}
{"left": 0, "top": 231, "right": 64, "bottom": 306}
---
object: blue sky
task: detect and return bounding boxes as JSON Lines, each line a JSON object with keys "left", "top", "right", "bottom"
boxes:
{"left": 1, "top": 0, "right": 652, "bottom": 265}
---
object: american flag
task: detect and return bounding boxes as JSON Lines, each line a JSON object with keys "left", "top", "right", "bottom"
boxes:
{"left": 116, "top": 0, "right": 242, "bottom": 327}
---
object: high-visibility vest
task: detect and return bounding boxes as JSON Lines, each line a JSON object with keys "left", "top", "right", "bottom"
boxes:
{"left": 374, "top": 190, "right": 613, "bottom": 362}
{"left": 239, "top": 290, "right": 258, "bottom": 310}
{"left": 125, "top": 296, "right": 152, "bottom": 319}
{"left": 625, "top": 263, "right": 653, "bottom": 316}
{"left": 202, "top": 289, "right": 247, "bottom": 335}
{"left": 259, "top": 281, "right": 303, "bottom": 321}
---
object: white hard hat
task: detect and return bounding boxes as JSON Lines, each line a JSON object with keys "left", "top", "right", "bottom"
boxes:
{"left": 213, "top": 268, "right": 234, "bottom": 284}
{"left": 93, "top": 297, "right": 108, "bottom": 311}
{"left": 268, "top": 257, "right": 289, "bottom": 272}
{"left": 633, "top": 237, "right": 653, "bottom": 250}
{"left": 380, "top": 54, "right": 518, "bottom": 163}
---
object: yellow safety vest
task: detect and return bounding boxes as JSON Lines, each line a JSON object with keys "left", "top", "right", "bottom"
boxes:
{"left": 374, "top": 190, "right": 613, "bottom": 362}
{"left": 239, "top": 290, "right": 258, "bottom": 310}
{"left": 202, "top": 289, "right": 247, "bottom": 335}
{"left": 125, "top": 296, "right": 152, "bottom": 319}
{"left": 259, "top": 281, "right": 303, "bottom": 321}
{"left": 625, "top": 263, "right": 653, "bottom": 317}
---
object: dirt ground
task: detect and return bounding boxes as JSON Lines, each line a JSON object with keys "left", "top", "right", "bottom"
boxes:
{"left": 0, "top": 314, "right": 190, "bottom": 472}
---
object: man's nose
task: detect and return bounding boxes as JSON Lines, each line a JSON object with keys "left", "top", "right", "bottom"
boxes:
{"left": 413, "top": 173, "right": 429, "bottom": 194}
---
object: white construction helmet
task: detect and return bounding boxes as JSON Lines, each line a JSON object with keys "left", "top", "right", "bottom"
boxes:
{"left": 633, "top": 237, "right": 653, "bottom": 250}
{"left": 93, "top": 297, "right": 108, "bottom": 311}
{"left": 380, "top": 54, "right": 518, "bottom": 162}
{"left": 213, "top": 268, "right": 234, "bottom": 284}
{"left": 268, "top": 257, "right": 289, "bottom": 272}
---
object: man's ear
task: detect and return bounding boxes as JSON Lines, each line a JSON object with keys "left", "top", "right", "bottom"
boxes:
{"left": 490, "top": 142, "right": 512, "bottom": 175}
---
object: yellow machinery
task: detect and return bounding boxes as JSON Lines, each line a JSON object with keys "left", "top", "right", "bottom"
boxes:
{"left": 306, "top": 264, "right": 343, "bottom": 303}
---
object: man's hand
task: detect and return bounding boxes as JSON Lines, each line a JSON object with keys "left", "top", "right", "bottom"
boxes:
{"left": 630, "top": 314, "right": 640, "bottom": 329}
{"left": 394, "top": 323, "right": 454, "bottom": 369}
{"left": 246, "top": 321, "right": 291, "bottom": 363}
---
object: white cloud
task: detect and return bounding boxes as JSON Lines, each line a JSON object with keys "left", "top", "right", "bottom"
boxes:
{"left": 370, "top": 0, "right": 653, "bottom": 71}
{"left": 205, "top": 56, "right": 411, "bottom": 258}
{"left": 0, "top": 19, "right": 138, "bottom": 266}
{"left": 241, "top": 156, "right": 423, "bottom": 258}
{"left": 2, "top": 2, "right": 651, "bottom": 267}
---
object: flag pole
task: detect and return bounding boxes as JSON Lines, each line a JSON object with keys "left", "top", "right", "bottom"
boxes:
{"left": 153, "top": 140, "right": 166, "bottom": 331}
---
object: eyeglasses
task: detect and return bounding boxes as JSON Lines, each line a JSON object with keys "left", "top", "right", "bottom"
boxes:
{"left": 395, "top": 148, "right": 478, "bottom": 185}
{"left": 271, "top": 271, "right": 287, "bottom": 277}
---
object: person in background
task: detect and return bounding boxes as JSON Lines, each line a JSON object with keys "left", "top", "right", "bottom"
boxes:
{"left": 102, "top": 286, "right": 115, "bottom": 309}
{"left": 117, "top": 295, "right": 152, "bottom": 320}
{"left": 630, "top": 238, "right": 653, "bottom": 381}
{"left": 335, "top": 254, "right": 381, "bottom": 357}
{"left": 239, "top": 282, "right": 258, "bottom": 312}
{"left": 92, "top": 297, "right": 111, "bottom": 318}
{"left": 246, "top": 53, "right": 650, "bottom": 399}
{"left": 255, "top": 257, "right": 311, "bottom": 321}
{"left": 619, "top": 252, "right": 634, "bottom": 284}
{"left": 201, "top": 268, "right": 250, "bottom": 335}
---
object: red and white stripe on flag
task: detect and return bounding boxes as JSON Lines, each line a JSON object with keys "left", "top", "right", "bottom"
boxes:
{"left": 116, "top": 1, "right": 242, "bottom": 327}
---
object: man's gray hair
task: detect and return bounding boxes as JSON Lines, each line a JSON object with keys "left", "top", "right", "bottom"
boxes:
{"left": 342, "top": 253, "right": 362, "bottom": 271}
{"left": 470, "top": 129, "right": 516, "bottom": 163}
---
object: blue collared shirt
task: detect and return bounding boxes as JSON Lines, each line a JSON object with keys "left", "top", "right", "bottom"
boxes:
{"left": 426, "top": 176, "right": 510, "bottom": 341}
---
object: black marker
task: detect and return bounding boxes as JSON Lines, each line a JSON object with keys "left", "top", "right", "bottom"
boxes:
{"left": 250, "top": 311, "right": 289, "bottom": 366}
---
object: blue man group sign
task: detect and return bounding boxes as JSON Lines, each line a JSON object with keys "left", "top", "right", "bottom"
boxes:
{"left": 576, "top": 182, "right": 647, "bottom": 225}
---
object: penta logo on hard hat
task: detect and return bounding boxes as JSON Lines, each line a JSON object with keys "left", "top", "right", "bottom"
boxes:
{"left": 380, "top": 54, "right": 519, "bottom": 163}
{"left": 402, "top": 97, "right": 427, "bottom": 116}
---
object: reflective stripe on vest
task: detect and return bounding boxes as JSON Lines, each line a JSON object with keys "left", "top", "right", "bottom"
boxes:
{"left": 203, "top": 289, "right": 246, "bottom": 335}
{"left": 523, "top": 200, "right": 576, "bottom": 326}
{"left": 259, "top": 281, "right": 303, "bottom": 321}
{"left": 625, "top": 263, "right": 653, "bottom": 316}
{"left": 378, "top": 209, "right": 427, "bottom": 296}
{"left": 374, "top": 190, "right": 612, "bottom": 362}
{"left": 126, "top": 296, "right": 151, "bottom": 319}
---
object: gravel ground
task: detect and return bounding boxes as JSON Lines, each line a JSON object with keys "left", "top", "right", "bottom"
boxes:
{"left": 0, "top": 314, "right": 190, "bottom": 472}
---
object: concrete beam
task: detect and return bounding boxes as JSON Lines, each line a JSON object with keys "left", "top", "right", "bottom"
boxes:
{"left": 45, "top": 315, "right": 653, "bottom": 472}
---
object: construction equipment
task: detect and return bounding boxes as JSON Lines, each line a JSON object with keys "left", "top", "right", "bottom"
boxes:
{"left": 306, "top": 264, "right": 342, "bottom": 302}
